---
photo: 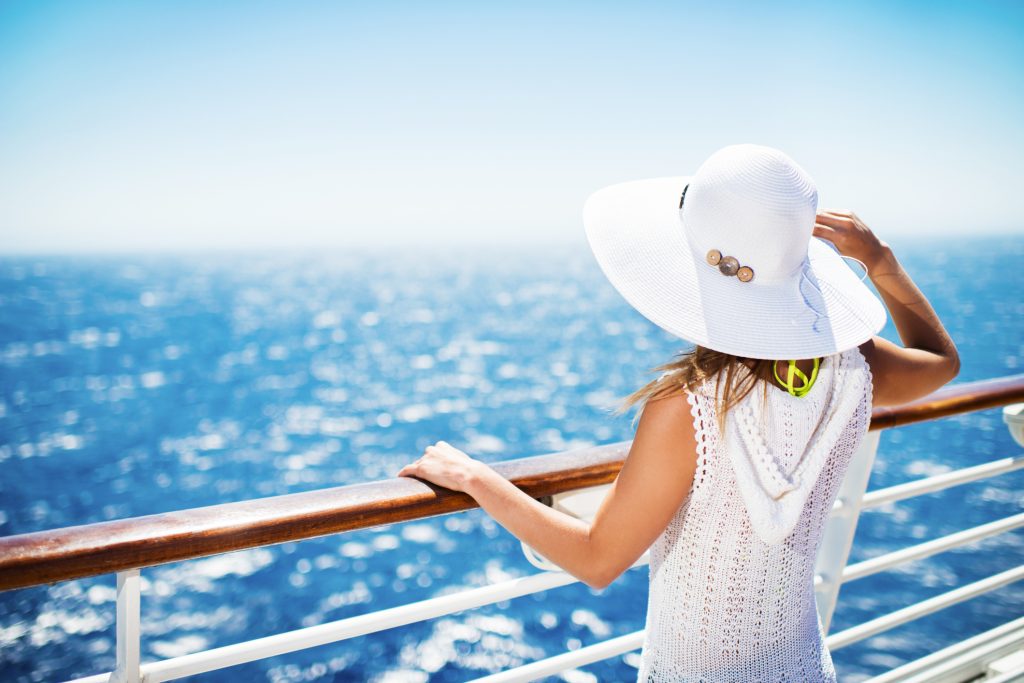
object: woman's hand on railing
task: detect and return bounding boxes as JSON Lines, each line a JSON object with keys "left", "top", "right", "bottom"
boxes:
{"left": 398, "top": 395, "right": 701, "bottom": 591}
{"left": 397, "top": 441, "right": 488, "bottom": 493}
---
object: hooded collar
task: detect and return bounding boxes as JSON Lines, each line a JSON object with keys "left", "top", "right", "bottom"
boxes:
{"left": 715, "top": 346, "right": 870, "bottom": 545}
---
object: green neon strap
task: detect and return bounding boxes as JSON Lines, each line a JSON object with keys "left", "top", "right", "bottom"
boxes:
{"left": 773, "top": 357, "right": 821, "bottom": 397}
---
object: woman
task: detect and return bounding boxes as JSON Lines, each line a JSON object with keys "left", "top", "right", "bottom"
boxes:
{"left": 397, "top": 144, "right": 959, "bottom": 680}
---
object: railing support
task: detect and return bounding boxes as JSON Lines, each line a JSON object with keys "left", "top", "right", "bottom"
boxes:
{"left": 469, "top": 630, "right": 646, "bottom": 683}
{"left": 9, "top": 374, "right": 1021, "bottom": 683}
{"left": 72, "top": 570, "right": 582, "bottom": 683}
{"left": 826, "top": 564, "right": 1024, "bottom": 650}
{"left": 840, "top": 512, "right": 1024, "bottom": 584}
{"left": 815, "top": 430, "right": 881, "bottom": 633}
{"left": 110, "top": 569, "right": 141, "bottom": 683}
{"left": 859, "top": 455, "right": 1024, "bottom": 510}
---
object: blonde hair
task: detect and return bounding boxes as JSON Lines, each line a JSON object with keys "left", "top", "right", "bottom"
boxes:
{"left": 616, "top": 346, "right": 775, "bottom": 432}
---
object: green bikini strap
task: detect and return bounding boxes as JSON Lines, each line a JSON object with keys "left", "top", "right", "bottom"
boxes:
{"left": 773, "top": 357, "right": 821, "bottom": 397}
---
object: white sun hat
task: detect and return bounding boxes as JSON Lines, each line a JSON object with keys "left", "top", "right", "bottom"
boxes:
{"left": 583, "top": 143, "right": 887, "bottom": 360}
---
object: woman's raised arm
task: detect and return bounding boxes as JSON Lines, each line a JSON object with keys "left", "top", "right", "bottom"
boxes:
{"left": 814, "top": 210, "right": 960, "bottom": 407}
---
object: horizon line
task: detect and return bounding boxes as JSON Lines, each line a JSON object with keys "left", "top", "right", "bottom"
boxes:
{"left": 1, "top": 227, "right": 1022, "bottom": 258}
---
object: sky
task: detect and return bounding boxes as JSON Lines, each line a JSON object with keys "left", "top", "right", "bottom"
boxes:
{"left": 1, "top": 0, "right": 1022, "bottom": 252}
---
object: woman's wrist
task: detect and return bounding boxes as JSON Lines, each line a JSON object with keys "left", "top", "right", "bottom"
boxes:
{"left": 460, "top": 460, "right": 497, "bottom": 497}
{"left": 865, "top": 243, "right": 897, "bottom": 277}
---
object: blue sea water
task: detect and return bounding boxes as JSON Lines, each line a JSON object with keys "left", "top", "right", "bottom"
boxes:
{"left": 0, "top": 235, "right": 1022, "bottom": 682}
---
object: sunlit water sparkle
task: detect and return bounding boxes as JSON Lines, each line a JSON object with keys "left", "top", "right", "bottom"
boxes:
{"left": 1, "top": 236, "right": 1022, "bottom": 682}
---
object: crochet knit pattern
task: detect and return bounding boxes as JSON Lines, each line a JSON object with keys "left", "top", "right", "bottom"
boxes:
{"left": 636, "top": 345, "right": 872, "bottom": 682}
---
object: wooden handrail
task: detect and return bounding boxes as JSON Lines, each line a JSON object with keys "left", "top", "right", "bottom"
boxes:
{"left": 1, "top": 373, "right": 1022, "bottom": 592}
{"left": 0, "top": 443, "right": 630, "bottom": 592}
{"left": 869, "top": 373, "right": 1024, "bottom": 430}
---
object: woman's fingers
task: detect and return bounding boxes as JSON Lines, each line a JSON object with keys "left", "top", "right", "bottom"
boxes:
{"left": 402, "top": 445, "right": 444, "bottom": 478}
{"left": 398, "top": 455, "right": 426, "bottom": 476}
{"left": 398, "top": 439, "right": 477, "bottom": 491}
{"left": 814, "top": 209, "right": 886, "bottom": 268}
{"left": 815, "top": 212, "right": 852, "bottom": 228}
{"left": 426, "top": 440, "right": 461, "bottom": 457}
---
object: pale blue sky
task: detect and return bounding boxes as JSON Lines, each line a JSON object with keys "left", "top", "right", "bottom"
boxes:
{"left": 1, "top": 1, "right": 1022, "bottom": 251}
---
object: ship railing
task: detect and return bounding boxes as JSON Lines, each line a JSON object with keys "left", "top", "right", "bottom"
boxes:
{"left": 1, "top": 374, "right": 1023, "bottom": 683}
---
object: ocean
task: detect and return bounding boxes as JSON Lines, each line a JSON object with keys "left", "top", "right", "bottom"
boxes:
{"left": 1, "top": 235, "right": 1022, "bottom": 682}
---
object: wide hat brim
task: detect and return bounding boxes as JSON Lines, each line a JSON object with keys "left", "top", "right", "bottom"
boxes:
{"left": 583, "top": 176, "right": 887, "bottom": 360}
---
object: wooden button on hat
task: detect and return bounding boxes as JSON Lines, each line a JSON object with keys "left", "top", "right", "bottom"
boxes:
{"left": 705, "top": 248, "right": 753, "bottom": 281}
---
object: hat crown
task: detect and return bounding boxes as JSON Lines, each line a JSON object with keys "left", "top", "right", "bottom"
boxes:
{"left": 683, "top": 144, "right": 819, "bottom": 281}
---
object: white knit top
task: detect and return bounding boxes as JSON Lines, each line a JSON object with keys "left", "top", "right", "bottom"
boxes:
{"left": 636, "top": 345, "right": 873, "bottom": 682}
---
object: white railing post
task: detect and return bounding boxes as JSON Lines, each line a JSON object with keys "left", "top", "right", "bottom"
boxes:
{"left": 815, "top": 430, "right": 881, "bottom": 633}
{"left": 109, "top": 569, "right": 141, "bottom": 683}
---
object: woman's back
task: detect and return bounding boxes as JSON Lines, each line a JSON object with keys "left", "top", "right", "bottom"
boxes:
{"left": 637, "top": 345, "right": 873, "bottom": 682}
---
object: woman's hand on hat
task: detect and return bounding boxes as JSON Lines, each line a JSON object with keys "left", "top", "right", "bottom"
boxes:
{"left": 397, "top": 440, "right": 485, "bottom": 493}
{"left": 814, "top": 209, "right": 892, "bottom": 273}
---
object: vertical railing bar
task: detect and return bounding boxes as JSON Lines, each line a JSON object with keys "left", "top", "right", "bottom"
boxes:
{"left": 815, "top": 430, "right": 881, "bottom": 634}
{"left": 110, "top": 569, "right": 141, "bottom": 683}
